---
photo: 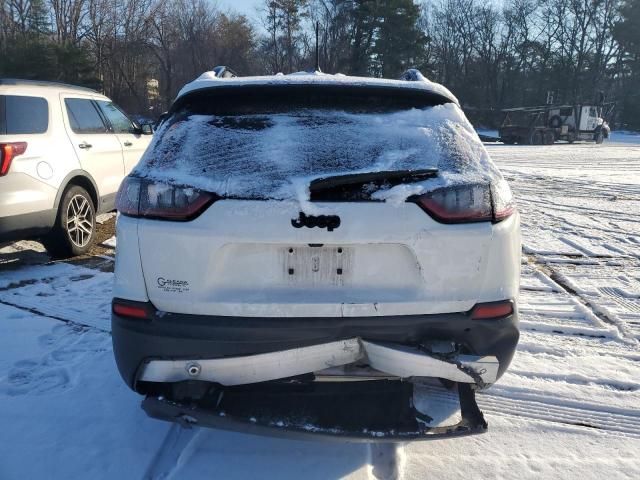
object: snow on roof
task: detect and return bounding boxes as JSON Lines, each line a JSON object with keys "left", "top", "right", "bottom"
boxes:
{"left": 176, "top": 70, "right": 459, "bottom": 105}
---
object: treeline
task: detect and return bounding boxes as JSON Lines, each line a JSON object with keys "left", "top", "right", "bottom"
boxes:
{"left": 1, "top": 0, "right": 639, "bottom": 128}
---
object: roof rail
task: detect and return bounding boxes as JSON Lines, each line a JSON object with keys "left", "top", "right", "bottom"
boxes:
{"left": 0, "top": 78, "right": 97, "bottom": 93}
{"left": 399, "top": 69, "right": 425, "bottom": 82}
{"left": 212, "top": 66, "right": 237, "bottom": 79}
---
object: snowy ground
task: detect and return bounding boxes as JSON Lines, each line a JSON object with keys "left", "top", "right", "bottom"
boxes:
{"left": 1, "top": 142, "right": 639, "bottom": 479}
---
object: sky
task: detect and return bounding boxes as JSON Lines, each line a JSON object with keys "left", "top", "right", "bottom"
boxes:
{"left": 218, "top": 0, "right": 263, "bottom": 18}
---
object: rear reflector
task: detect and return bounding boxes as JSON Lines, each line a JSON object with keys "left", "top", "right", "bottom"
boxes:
{"left": 470, "top": 301, "right": 513, "bottom": 320}
{"left": 0, "top": 142, "right": 27, "bottom": 176}
{"left": 112, "top": 301, "right": 151, "bottom": 320}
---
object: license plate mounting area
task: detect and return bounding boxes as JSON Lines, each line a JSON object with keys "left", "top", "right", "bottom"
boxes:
{"left": 284, "top": 245, "right": 353, "bottom": 285}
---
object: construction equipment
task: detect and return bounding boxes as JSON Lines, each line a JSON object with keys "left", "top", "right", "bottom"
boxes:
{"left": 498, "top": 103, "right": 612, "bottom": 145}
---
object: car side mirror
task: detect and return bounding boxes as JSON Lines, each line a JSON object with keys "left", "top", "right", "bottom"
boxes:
{"left": 141, "top": 123, "right": 153, "bottom": 135}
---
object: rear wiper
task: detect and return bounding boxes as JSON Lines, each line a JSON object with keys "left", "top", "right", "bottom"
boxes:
{"left": 310, "top": 168, "right": 439, "bottom": 192}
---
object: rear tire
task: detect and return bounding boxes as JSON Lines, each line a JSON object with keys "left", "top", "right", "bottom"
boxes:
{"left": 543, "top": 131, "right": 555, "bottom": 145}
{"left": 548, "top": 115, "right": 562, "bottom": 128}
{"left": 530, "top": 130, "right": 543, "bottom": 145}
{"left": 502, "top": 137, "right": 516, "bottom": 145}
{"left": 595, "top": 131, "right": 604, "bottom": 144}
{"left": 43, "top": 185, "right": 96, "bottom": 258}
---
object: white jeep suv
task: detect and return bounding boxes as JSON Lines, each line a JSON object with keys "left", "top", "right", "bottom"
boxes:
{"left": 0, "top": 79, "right": 152, "bottom": 256}
{"left": 112, "top": 71, "right": 520, "bottom": 440}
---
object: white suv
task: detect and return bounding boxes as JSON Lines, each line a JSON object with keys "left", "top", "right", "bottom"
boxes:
{"left": 0, "top": 79, "right": 152, "bottom": 256}
{"left": 112, "top": 71, "right": 521, "bottom": 440}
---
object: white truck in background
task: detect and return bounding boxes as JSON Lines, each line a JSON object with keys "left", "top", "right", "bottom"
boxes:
{"left": 498, "top": 103, "right": 612, "bottom": 145}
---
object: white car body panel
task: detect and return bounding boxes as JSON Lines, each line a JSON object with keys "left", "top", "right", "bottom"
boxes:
{"left": 0, "top": 81, "right": 152, "bottom": 236}
{"left": 120, "top": 200, "right": 520, "bottom": 318}
{"left": 0, "top": 85, "right": 82, "bottom": 216}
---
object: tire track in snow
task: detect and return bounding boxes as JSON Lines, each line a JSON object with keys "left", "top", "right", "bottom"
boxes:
{"left": 546, "top": 267, "right": 638, "bottom": 342}
{"left": 479, "top": 393, "right": 640, "bottom": 438}
{"left": 522, "top": 257, "right": 638, "bottom": 343}
{"left": 368, "top": 443, "right": 405, "bottom": 480}
{"left": 0, "top": 298, "right": 110, "bottom": 333}
{"left": 142, "top": 424, "right": 201, "bottom": 480}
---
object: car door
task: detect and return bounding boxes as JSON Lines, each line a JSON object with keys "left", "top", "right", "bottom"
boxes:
{"left": 62, "top": 95, "right": 125, "bottom": 208}
{"left": 95, "top": 100, "right": 151, "bottom": 173}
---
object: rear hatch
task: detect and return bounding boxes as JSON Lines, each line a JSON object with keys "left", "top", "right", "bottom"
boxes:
{"left": 129, "top": 84, "right": 503, "bottom": 317}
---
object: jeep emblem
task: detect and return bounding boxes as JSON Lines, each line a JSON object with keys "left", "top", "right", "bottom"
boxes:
{"left": 291, "top": 212, "right": 341, "bottom": 232}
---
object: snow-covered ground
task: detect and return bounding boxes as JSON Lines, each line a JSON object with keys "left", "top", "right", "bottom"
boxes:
{"left": 1, "top": 142, "right": 639, "bottom": 479}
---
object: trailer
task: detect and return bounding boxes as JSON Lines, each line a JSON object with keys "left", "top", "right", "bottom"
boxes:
{"left": 498, "top": 103, "right": 611, "bottom": 145}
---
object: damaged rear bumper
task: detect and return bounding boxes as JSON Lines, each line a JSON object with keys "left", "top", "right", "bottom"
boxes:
{"left": 112, "top": 302, "right": 518, "bottom": 440}
{"left": 112, "top": 301, "right": 519, "bottom": 391}
{"left": 143, "top": 381, "right": 488, "bottom": 442}
{"left": 139, "top": 339, "right": 499, "bottom": 387}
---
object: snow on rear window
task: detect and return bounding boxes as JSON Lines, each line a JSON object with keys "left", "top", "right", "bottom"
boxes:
{"left": 134, "top": 103, "right": 500, "bottom": 203}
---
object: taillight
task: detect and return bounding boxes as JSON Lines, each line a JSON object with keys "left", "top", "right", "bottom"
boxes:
{"left": 411, "top": 183, "right": 493, "bottom": 223}
{"left": 0, "top": 142, "right": 27, "bottom": 176}
{"left": 470, "top": 300, "right": 514, "bottom": 320}
{"left": 112, "top": 299, "right": 153, "bottom": 320}
{"left": 409, "top": 179, "right": 515, "bottom": 224}
{"left": 116, "top": 176, "right": 216, "bottom": 221}
{"left": 491, "top": 178, "right": 516, "bottom": 221}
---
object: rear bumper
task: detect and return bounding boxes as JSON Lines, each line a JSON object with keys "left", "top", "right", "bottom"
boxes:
{"left": 0, "top": 209, "right": 56, "bottom": 242}
{"left": 112, "top": 300, "right": 519, "bottom": 391}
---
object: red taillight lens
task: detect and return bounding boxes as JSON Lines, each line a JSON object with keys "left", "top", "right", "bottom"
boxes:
{"left": 0, "top": 142, "right": 27, "bottom": 176}
{"left": 412, "top": 183, "right": 493, "bottom": 223}
{"left": 470, "top": 301, "right": 514, "bottom": 320}
{"left": 410, "top": 179, "right": 515, "bottom": 224}
{"left": 116, "top": 176, "right": 216, "bottom": 221}
{"left": 112, "top": 300, "right": 152, "bottom": 320}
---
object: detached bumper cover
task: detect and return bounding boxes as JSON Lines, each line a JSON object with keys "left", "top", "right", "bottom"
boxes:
{"left": 139, "top": 339, "right": 499, "bottom": 387}
{"left": 143, "top": 381, "right": 488, "bottom": 442}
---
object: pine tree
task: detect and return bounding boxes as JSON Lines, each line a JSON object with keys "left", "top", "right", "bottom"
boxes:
{"left": 614, "top": 0, "right": 640, "bottom": 129}
{"left": 372, "top": 0, "right": 426, "bottom": 77}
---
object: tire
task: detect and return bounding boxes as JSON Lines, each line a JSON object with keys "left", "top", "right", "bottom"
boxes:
{"left": 548, "top": 115, "right": 562, "bottom": 128}
{"left": 595, "top": 131, "right": 604, "bottom": 144}
{"left": 43, "top": 185, "right": 96, "bottom": 258}
{"left": 543, "top": 131, "right": 555, "bottom": 145}
{"left": 502, "top": 137, "right": 516, "bottom": 145}
{"left": 530, "top": 130, "right": 543, "bottom": 145}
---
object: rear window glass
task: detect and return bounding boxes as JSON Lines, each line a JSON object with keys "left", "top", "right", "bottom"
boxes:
{"left": 0, "top": 95, "right": 49, "bottom": 134}
{"left": 135, "top": 89, "right": 497, "bottom": 200}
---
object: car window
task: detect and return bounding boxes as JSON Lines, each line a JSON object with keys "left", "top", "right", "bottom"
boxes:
{"left": 65, "top": 98, "right": 109, "bottom": 134}
{"left": 96, "top": 101, "right": 134, "bottom": 134}
{"left": 0, "top": 95, "right": 49, "bottom": 134}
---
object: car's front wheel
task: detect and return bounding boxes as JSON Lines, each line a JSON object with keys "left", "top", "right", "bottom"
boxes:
{"left": 43, "top": 185, "right": 96, "bottom": 258}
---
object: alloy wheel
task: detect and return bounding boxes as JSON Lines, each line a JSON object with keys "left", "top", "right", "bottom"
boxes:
{"left": 66, "top": 194, "right": 94, "bottom": 247}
